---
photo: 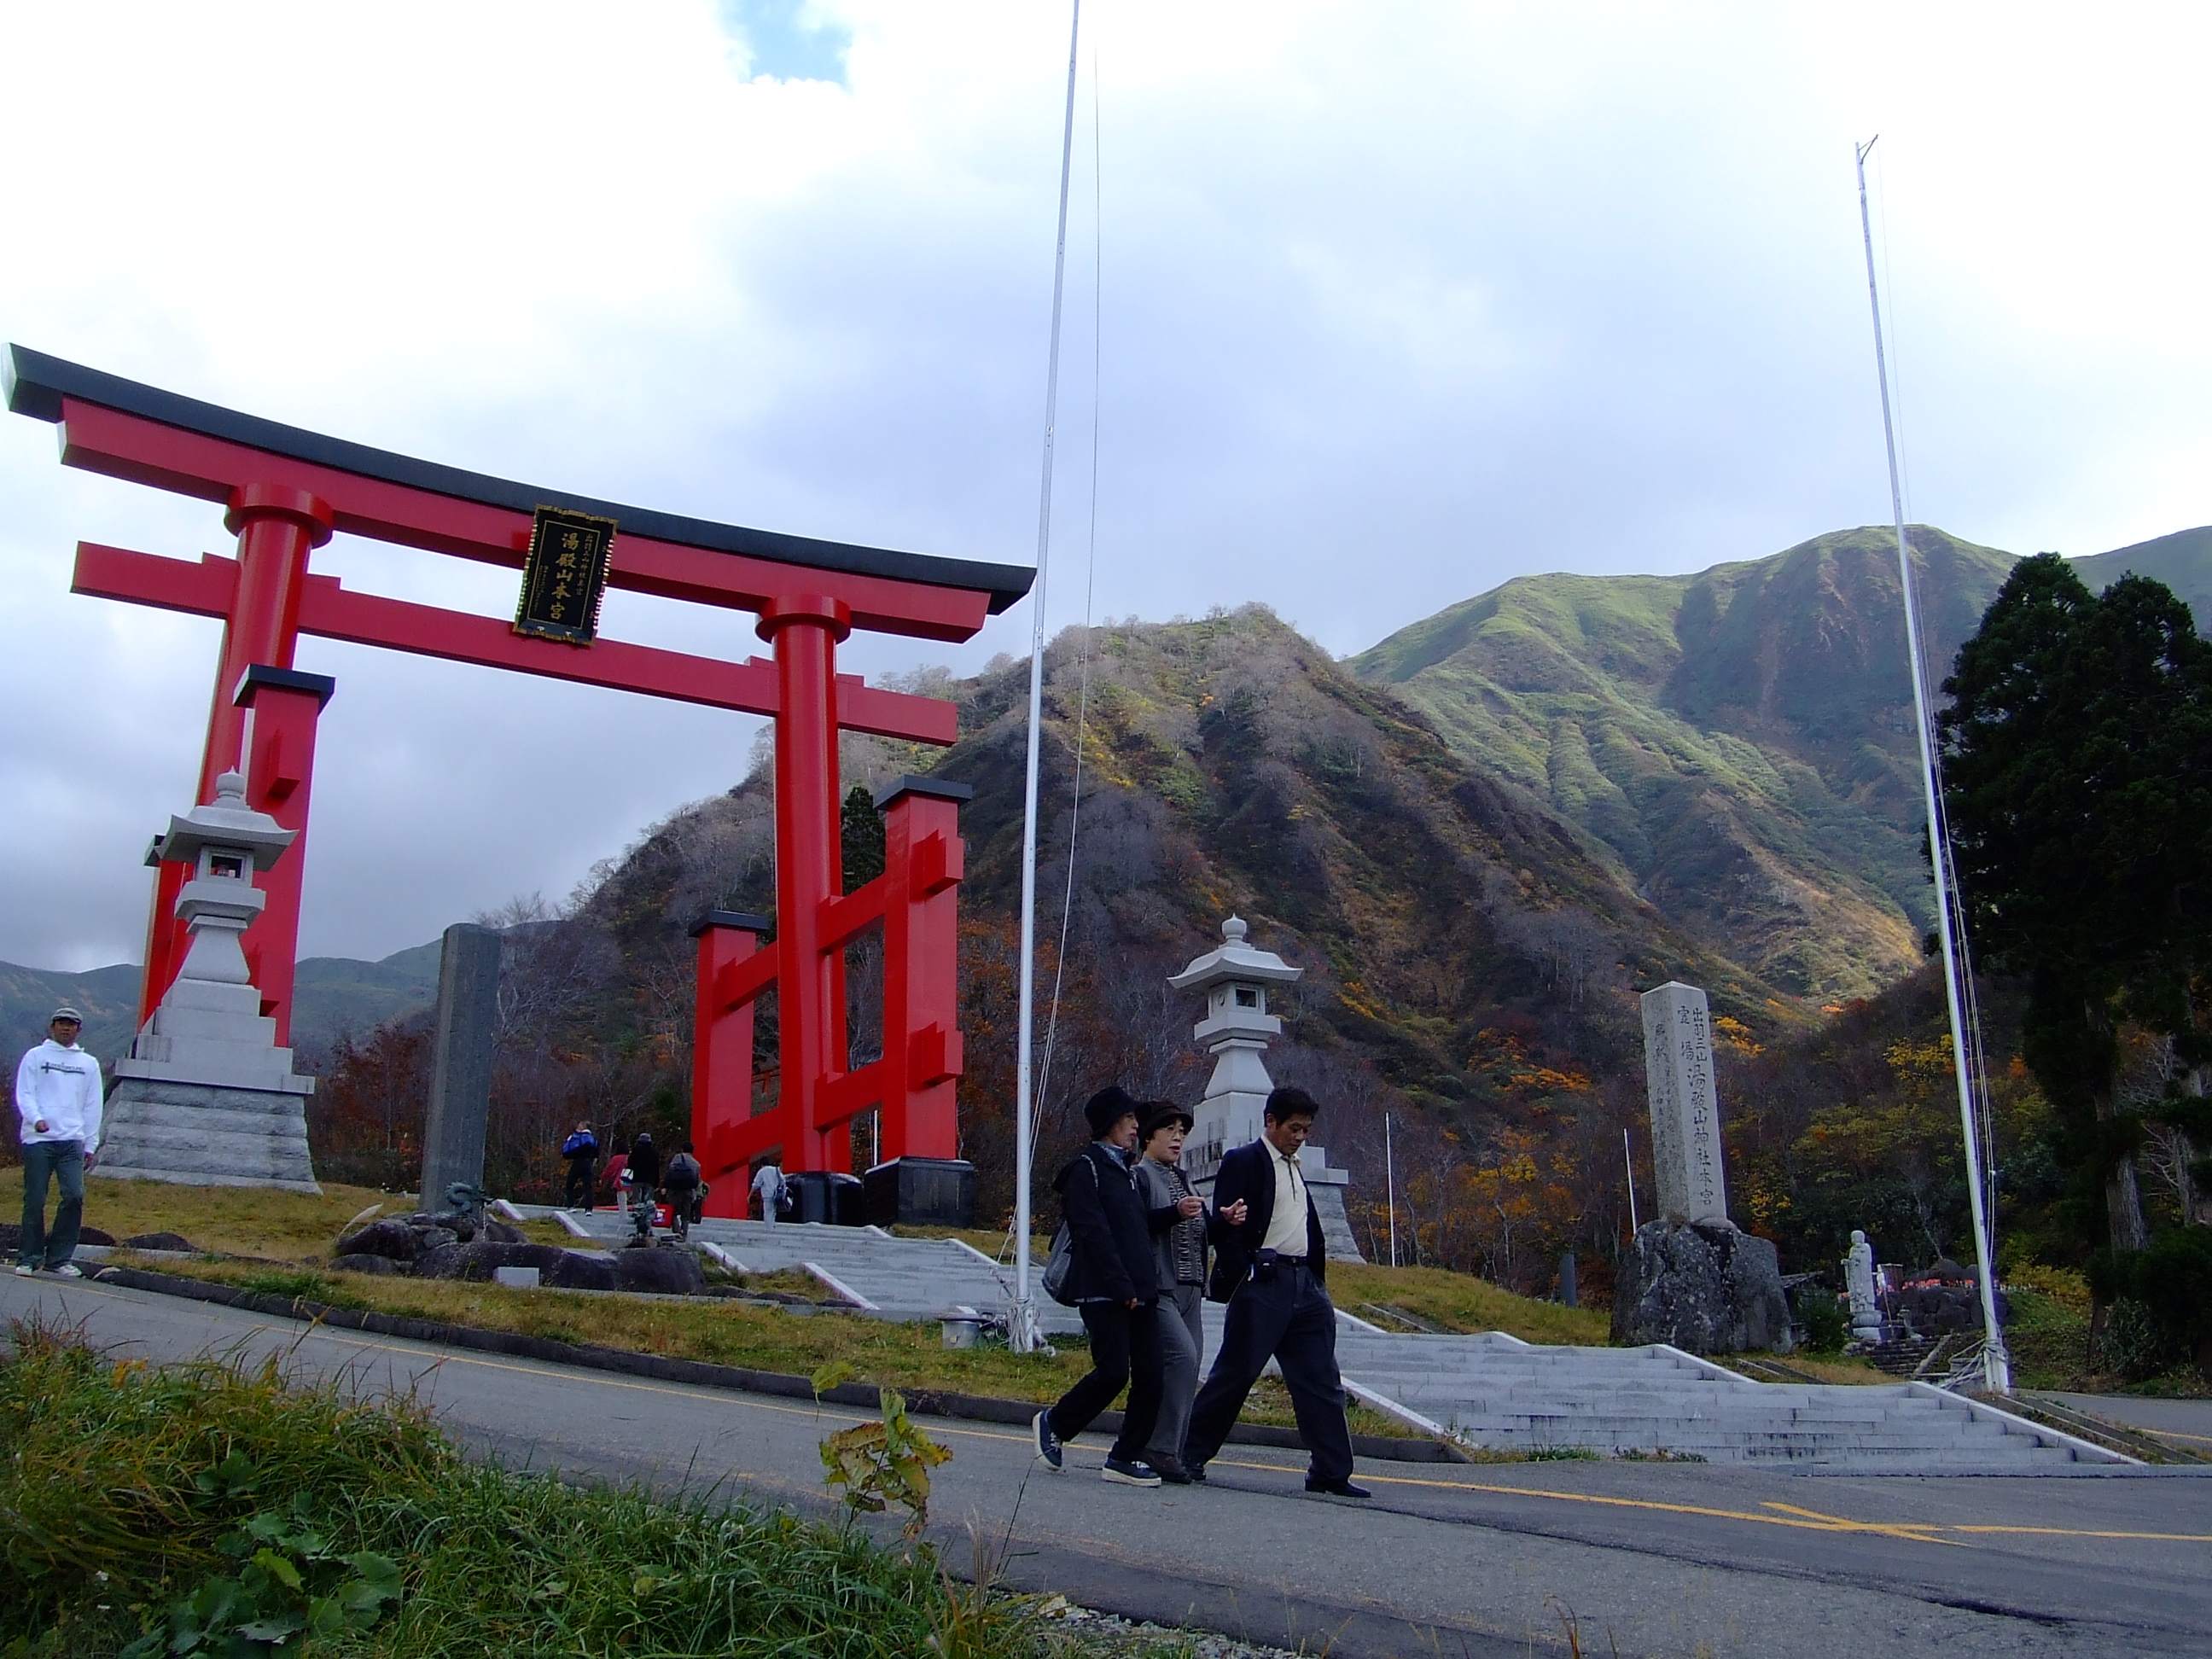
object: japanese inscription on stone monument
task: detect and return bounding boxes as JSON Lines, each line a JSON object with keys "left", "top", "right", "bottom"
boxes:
{"left": 514, "top": 505, "right": 618, "bottom": 644}
{"left": 1639, "top": 980, "right": 1729, "bottom": 1225}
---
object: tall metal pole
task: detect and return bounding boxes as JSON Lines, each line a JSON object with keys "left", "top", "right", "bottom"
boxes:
{"left": 1623, "top": 1126, "right": 1639, "bottom": 1236}
{"left": 1385, "top": 1113, "right": 1399, "bottom": 1268}
{"left": 1855, "top": 137, "right": 2011, "bottom": 1392}
{"left": 1012, "top": 0, "right": 1083, "bottom": 1353}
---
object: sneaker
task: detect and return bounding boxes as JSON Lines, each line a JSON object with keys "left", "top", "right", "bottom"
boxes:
{"left": 1150, "top": 1455, "right": 1193, "bottom": 1486}
{"left": 1304, "top": 1476, "right": 1371, "bottom": 1499}
{"left": 1031, "top": 1412, "right": 1063, "bottom": 1473}
{"left": 48, "top": 1263, "right": 83, "bottom": 1278}
{"left": 11, "top": 1264, "right": 32, "bottom": 1277}
{"left": 1102, "top": 1455, "right": 1162, "bottom": 1487}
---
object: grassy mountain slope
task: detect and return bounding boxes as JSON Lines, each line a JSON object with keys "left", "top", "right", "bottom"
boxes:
{"left": 1348, "top": 526, "right": 2026, "bottom": 999}
{"left": 931, "top": 607, "right": 1795, "bottom": 1106}
{"left": 2072, "top": 525, "right": 2212, "bottom": 632}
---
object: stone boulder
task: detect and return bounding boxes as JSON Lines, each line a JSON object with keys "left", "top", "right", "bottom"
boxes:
{"left": 1611, "top": 1219, "right": 1793, "bottom": 1354}
{"left": 413, "top": 1239, "right": 621, "bottom": 1292}
{"left": 335, "top": 1218, "right": 431, "bottom": 1262}
{"left": 122, "top": 1231, "right": 199, "bottom": 1252}
{"left": 79, "top": 1226, "right": 117, "bottom": 1246}
{"left": 329, "top": 1252, "right": 400, "bottom": 1275}
{"left": 611, "top": 1245, "right": 707, "bottom": 1296}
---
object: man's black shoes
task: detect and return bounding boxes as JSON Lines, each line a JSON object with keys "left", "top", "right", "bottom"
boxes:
{"left": 1305, "top": 1476, "right": 1371, "bottom": 1499}
{"left": 1151, "top": 1455, "right": 1193, "bottom": 1485}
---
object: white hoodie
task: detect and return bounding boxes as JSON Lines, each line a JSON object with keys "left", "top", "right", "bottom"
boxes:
{"left": 16, "top": 1038, "right": 102, "bottom": 1153}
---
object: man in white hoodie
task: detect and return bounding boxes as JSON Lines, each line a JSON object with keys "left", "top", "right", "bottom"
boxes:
{"left": 15, "top": 1006, "right": 102, "bottom": 1277}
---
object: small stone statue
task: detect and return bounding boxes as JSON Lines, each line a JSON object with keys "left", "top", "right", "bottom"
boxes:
{"left": 1845, "top": 1230, "right": 1883, "bottom": 1343}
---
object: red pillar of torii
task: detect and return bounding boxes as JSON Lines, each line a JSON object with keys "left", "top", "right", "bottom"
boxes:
{"left": 4, "top": 346, "right": 1029, "bottom": 1207}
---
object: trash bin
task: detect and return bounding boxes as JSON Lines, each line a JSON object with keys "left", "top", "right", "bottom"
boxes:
{"left": 783, "top": 1171, "right": 866, "bottom": 1226}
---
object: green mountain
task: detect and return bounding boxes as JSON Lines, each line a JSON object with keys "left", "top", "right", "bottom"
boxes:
{"left": 1348, "top": 524, "right": 2212, "bottom": 1001}
{"left": 0, "top": 943, "right": 441, "bottom": 1075}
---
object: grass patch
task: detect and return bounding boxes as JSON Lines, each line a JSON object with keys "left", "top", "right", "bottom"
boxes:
{"left": 0, "top": 1169, "right": 421, "bottom": 1261}
{"left": 1329, "top": 1261, "right": 1612, "bottom": 1345}
{"left": 0, "top": 1318, "right": 1185, "bottom": 1658}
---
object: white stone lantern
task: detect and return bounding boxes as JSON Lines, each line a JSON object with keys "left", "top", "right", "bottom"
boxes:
{"left": 1167, "top": 915, "right": 1360, "bottom": 1260}
{"left": 104, "top": 770, "right": 320, "bottom": 1191}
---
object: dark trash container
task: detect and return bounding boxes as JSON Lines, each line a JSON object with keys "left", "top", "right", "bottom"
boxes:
{"left": 784, "top": 1171, "right": 867, "bottom": 1226}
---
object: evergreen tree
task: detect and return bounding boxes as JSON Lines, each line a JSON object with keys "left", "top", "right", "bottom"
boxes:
{"left": 841, "top": 784, "right": 886, "bottom": 894}
{"left": 1939, "top": 556, "right": 2212, "bottom": 1254}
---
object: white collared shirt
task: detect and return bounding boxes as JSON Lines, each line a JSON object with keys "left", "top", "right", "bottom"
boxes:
{"left": 1260, "top": 1141, "right": 1309, "bottom": 1258}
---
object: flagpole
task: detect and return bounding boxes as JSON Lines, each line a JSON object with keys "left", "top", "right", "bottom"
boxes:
{"left": 1855, "top": 137, "right": 2010, "bottom": 1392}
{"left": 1011, "top": 0, "right": 1082, "bottom": 1353}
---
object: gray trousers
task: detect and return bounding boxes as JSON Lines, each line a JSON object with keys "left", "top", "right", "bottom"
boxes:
{"left": 1148, "top": 1282, "right": 1207, "bottom": 1466}
{"left": 20, "top": 1139, "right": 85, "bottom": 1268}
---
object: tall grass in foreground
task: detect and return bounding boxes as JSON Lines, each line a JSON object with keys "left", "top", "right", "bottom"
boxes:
{"left": 0, "top": 1318, "right": 1178, "bottom": 1658}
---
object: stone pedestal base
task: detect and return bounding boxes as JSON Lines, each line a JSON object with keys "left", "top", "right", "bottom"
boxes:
{"left": 862, "top": 1156, "right": 975, "bottom": 1228}
{"left": 98, "top": 1077, "right": 321, "bottom": 1193}
{"left": 1611, "top": 1218, "right": 1790, "bottom": 1354}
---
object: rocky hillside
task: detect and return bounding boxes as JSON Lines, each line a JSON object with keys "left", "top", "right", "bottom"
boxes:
{"left": 1349, "top": 524, "right": 2212, "bottom": 1002}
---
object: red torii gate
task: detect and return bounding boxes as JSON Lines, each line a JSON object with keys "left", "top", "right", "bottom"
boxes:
{"left": 4, "top": 346, "right": 1029, "bottom": 1202}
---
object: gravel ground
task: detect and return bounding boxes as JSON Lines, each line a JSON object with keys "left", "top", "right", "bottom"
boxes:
{"left": 1037, "top": 1594, "right": 1312, "bottom": 1658}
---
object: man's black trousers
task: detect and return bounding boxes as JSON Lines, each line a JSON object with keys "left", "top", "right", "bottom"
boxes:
{"left": 1047, "top": 1299, "right": 1163, "bottom": 1463}
{"left": 564, "top": 1160, "right": 596, "bottom": 1208}
{"left": 1180, "top": 1262, "right": 1355, "bottom": 1483}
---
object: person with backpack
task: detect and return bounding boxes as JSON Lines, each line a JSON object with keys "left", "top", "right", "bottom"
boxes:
{"left": 626, "top": 1132, "right": 661, "bottom": 1217}
{"left": 1031, "top": 1086, "right": 1201, "bottom": 1487}
{"left": 662, "top": 1141, "right": 703, "bottom": 1239}
{"left": 560, "top": 1121, "right": 599, "bottom": 1211}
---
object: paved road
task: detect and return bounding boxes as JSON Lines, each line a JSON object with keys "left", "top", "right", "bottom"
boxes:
{"left": 2047, "top": 1392, "right": 2212, "bottom": 1455}
{"left": 9, "top": 1275, "right": 2212, "bottom": 1657}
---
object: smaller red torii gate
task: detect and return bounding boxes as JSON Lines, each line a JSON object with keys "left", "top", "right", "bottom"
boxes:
{"left": 5, "top": 346, "right": 1029, "bottom": 1202}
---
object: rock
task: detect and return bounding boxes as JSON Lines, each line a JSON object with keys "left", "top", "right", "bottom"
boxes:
{"left": 544, "top": 1251, "right": 619, "bottom": 1292}
{"left": 411, "top": 1239, "right": 622, "bottom": 1293}
{"left": 610, "top": 1246, "right": 707, "bottom": 1296}
{"left": 1611, "top": 1219, "right": 1793, "bottom": 1355}
{"left": 481, "top": 1218, "right": 524, "bottom": 1244}
{"left": 329, "top": 1252, "right": 399, "bottom": 1275}
{"left": 78, "top": 1226, "right": 117, "bottom": 1246}
{"left": 121, "top": 1231, "right": 199, "bottom": 1252}
{"left": 412, "top": 1242, "right": 464, "bottom": 1280}
{"left": 410, "top": 1209, "right": 477, "bottom": 1243}
{"left": 335, "top": 1218, "right": 428, "bottom": 1262}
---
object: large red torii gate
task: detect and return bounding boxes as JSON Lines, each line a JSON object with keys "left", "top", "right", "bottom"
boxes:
{"left": 4, "top": 346, "right": 1030, "bottom": 1197}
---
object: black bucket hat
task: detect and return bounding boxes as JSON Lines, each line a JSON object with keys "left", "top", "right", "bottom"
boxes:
{"left": 1083, "top": 1085, "right": 1139, "bottom": 1137}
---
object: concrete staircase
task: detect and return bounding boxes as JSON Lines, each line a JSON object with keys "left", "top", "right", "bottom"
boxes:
{"left": 509, "top": 1208, "right": 1083, "bottom": 1334}
{"left": 510, "top": 1209, "right": 2116, "bottom": 1468}
{"left": 1321, "top": 1326, "right": 2122, "bottom": 1468}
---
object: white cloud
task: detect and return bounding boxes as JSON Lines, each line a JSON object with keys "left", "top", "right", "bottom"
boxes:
{"left": 0, "top": 1, "right": 2205, "bottom": 969}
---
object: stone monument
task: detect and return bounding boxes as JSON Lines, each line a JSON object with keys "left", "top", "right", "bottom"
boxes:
{"left": 1845, "top": 1230, "right": 1883, "bottom": 1345}
{"left": 1611, "top": 981, "right": 1789, "bottom": 1353}
{"left": 419, "top": 923, "right": 503, "bottom": 1205}
{"left": 1168, "top": 917, "right": 1361, "bottom": 1261}
{"left": 102, "top": 771, "right": 320, "bottom": 1191}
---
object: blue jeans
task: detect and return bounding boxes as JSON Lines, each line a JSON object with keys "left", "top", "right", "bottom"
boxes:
{"left": 20, "top": 1140, "right": 86, "bottom": 1268}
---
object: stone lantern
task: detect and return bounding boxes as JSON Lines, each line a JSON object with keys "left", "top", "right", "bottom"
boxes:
{"left": 103, "top": 771, "right": 320, "bottom": 1190}
{"left": 1167, "top": 916, "right": 1359, "bottom": 1260}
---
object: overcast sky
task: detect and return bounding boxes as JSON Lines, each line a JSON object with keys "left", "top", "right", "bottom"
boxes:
{"left": 2, "top": 2, "right": 2206, "bottom": 973}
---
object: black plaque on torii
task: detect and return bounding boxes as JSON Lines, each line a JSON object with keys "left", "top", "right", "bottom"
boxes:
{"left": 514, "top": 505, "right": 618, "bottom": 643}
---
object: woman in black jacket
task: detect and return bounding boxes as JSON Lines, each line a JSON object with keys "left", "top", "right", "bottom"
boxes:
{"left": 1032, "top": 1086, "right": 1196, "bottom": 1487}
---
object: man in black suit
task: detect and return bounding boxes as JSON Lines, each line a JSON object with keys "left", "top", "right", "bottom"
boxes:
{"left": 1180, "top": 1086, "right": 1369, "bottom": 1498}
